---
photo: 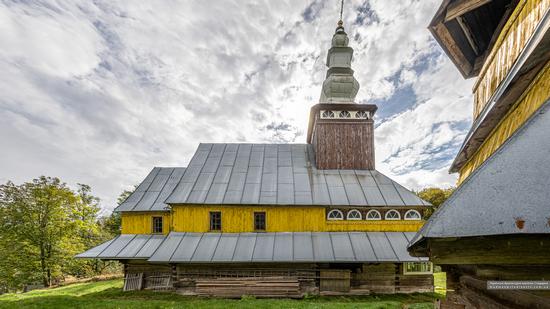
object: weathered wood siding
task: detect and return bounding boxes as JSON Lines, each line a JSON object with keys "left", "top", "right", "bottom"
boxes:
{"left": 170, "top": 205, "right": 423, "bottom": 233}
{"left": 473, "top": 0, "right": 550, "bottom": 118}
{"left": 312, "top": 120, "right": 375, "bottom": 170}
{"left": 121, "top": 212, "right": 170, "bottom": 234}
{"left": 459, "top": 63, "right": 550, "bottom": 183}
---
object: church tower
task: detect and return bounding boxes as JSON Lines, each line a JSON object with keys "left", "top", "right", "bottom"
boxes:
{"left": 307, "top": 20, "right": 377, "bottom": 170}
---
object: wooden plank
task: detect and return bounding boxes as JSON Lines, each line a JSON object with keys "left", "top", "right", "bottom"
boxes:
{"left": 430, "top": 23, "right": 473, "bottom": 77}
{"left": 445, "top": 0, "right": 492, "bottom": 22}
{"left": 457, "top": 16, "right": 480, "bottom": 55}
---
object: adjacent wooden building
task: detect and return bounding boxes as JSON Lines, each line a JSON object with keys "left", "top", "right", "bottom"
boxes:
{"left": 78, "top": 20, "right": 435, "bottom": 297}
{"left": 409, "top": 0, "right": 550, "bottom": 308}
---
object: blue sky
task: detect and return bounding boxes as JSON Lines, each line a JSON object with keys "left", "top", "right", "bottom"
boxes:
{"left": 0, "top": 0, "right": 474, "bottom": 213}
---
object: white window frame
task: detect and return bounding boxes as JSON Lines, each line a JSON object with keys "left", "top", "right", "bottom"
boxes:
{"left": 403, "top": 262, "right": 433, "bottom": 275}
{"left": 346, "top": 209, "right": 362, "bottom": 220}
{"left": 327, "top": 209, "right": 344, "bottom": 220}
{"left": 366, "top": 210, "right": 381, "bottom": 220}
{"left": 384, "top": 209, "right": 401, "bottom": 220}
{"left": 404, "top": 209, "right": 422, "bottom": 220}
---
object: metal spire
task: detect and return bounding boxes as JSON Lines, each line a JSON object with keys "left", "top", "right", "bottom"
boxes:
{"left": 339, "top": 0, "right": 344, "bottom": 25}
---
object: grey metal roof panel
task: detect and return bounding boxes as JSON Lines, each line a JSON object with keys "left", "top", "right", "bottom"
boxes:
{"left": 367, "top": 232, "right": 398, "bottom": 261}
{"left": 135, "top": 235, "right": 165, "bottom": 258}
{"left": 293, "top": 232, "right": 314, "bottom": 261}
{"left": 116, "top": 167, "right": 185, "bottom": 212}
{"left": 348, "top": 232, "right": 377, "bottom": 261}
{"left": 212, "top": 234, "right": 238, "bottom": 261}
{"left": 171, "top": 233, "right": 202, "bottom": 262}
{"left": 386, "top": 232, "right": 419, "bottom": 262}
{"left": 252, "top": 233, "right": 275, "bottom": 261}
{"left": 331, "top": 232, "right": 355, "bottom": 261}
{"left": 273, "top": 233, "right": 293, "bottom": 261}
{"left": 116, "top": 234, "right": 151, "bottom": 258}
{"left": 411, "top": 101, "right": 550, "bottom": 248}
{"left": 233, "top": 233, "right": 257, "bottom": 262}
{"left": 78, "top": 232, "right": 422, "bottom": 263}
{"left": 191, "top": 233, "right": 221, "bottom": 262}
{"left": 159, "top": 143, "right": 428, "bottom": 207}
{"left": 311, "top": 232, "right": 334, "bottom": 261}
{"left": 148, "top": 232, "right": 184, "bottom": 262}
{"left": 75, "top": 238, "right": 115, "bottom": 258}
{"left": 99, "top": 234, "right": 136, "bottom": 258}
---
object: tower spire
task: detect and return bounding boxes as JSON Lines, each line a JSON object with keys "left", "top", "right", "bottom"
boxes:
{"left": 319, "top": 0, "right": 359, "bottom": 104}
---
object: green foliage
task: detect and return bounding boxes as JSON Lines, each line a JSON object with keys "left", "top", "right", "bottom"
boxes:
{"left": 416, "top": 187, "right": 455, "bottom": 218}
{"left": 0, "top": 177, "right": 118, "bottom": 291}
{"left": 0, "top": 279, "right": 440, "bottom": 309}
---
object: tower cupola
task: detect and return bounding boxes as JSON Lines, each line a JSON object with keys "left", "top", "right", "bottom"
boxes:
{"left": 319, "top": 21, "right": 360, "bottom": 104}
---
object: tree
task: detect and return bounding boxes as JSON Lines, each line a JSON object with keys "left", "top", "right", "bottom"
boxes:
{"left": 0, "top": 177, "right": 101, "bottom": 289}
{"left": 97, "top": 187, "right": 135, "bottom": 237}
{"left": 416, "top": 187, "right": 455, "bottom": 218}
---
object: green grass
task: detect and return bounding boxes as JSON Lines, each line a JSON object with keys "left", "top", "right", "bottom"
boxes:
{"left": 0, "top": 279, "right": 444, "bottom": 309}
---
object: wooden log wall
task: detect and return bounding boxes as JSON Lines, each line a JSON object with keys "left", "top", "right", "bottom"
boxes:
{"left": 440, "top": 265, "right": 550, "bottom": 309}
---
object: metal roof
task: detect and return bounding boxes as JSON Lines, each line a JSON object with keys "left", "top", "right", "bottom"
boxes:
{"left": 75, "top": 234, "right": 165, "bottom": 259}
{"left": 410, "top": 100, "right": 550, "bottom": 248}
{"left": 115, "top": 167, "right": 186, "bottom": 212}
{"left": 164, "top": 143, "right": 429, "bottom": 207}
{"left": 78, "top": 232, "right": 427, "bottom": 263}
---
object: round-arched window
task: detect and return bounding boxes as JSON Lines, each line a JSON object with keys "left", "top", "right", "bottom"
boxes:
{"left": 384, "top": 209, "right": 401, "bottom": 220}
{"left": 366, "top": 210, "right": 381, "bottom": 220}
{"left": 327, "top": 209, "right": 344, "bottom": 220}
{"left": 322, "top": 110, "right": 335, "bottom": 118}
{"left": 346, "top": 209, "right": 362, "bottom": 220}
{"left": 355, "top": 111, "right": 369, "bottom": 119}
{"left": 339, "top": 111, "right": 351, "bottom": 118}
{"left": 404, "top": 209, "right": 421, "bottom": 220}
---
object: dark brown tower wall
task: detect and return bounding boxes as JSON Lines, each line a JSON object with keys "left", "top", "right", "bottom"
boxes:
{"left": 312, "top": 121, "right": 374, "bottom": 169}
{"left": 307, "top": 103, "right": 377, "bottom": 170}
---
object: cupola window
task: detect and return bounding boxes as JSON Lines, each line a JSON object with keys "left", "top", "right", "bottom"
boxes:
{"left": 339, "top": 111, "right": 351, "bottom": 118}
{"left": 322, "top": 110, "right": 335, "bottom": 118}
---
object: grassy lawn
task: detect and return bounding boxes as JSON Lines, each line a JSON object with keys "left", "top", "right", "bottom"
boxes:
{"left": 0, "top": 279, "right": 444, "bottom": 309}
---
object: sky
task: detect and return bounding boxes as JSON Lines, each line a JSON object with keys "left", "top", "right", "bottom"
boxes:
{"left": 0, "top": 0, "right": 474, "bottom": 214}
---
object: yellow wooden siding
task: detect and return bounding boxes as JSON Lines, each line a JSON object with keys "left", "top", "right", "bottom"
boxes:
{"left": 473, "top": 0, "right": 549, "bottom": 118}
{"left": 121, "top": 212, "right": 170, "bottom": 234}
{"left": 459, "top": 62, "right": 550, "bottom": 184}
{"left": 171, "top": 206, "right": 423, "bottom": 233}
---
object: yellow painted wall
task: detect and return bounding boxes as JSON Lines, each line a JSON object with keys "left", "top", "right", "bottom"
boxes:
{"left": 171, "top": 205, "right": 423, "bottom": 233}
{"left": 473, "top": 0, "right": 549, "bottom": 118}
{"left": 121, "top": 212, "right": 170, "bottom": 234}
{"left": 459, "top": 62, "right": 550, "bottom": 184}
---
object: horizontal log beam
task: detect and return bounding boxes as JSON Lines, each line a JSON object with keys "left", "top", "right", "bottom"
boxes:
{"left": 445, "top": 0, "right": 492, "bottom": 22}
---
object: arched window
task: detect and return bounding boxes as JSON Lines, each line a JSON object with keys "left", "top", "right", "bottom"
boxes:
{"left": 327, "top": 209, "right": 344, "bottom": 220}
{"left": 404, "top": 209, "right": 421, "bottom": 220}
{"left": 339, "top": 111, "right": 351, "bottom": 118}
{"left": 346, "top": 209, "right": 362, "bottom": 220}
{"left": 384, "top": 209, "right": 401, "bottom": 220}
{"left": 366, "top": 210, "right": 381, "bottom": 220}
{"left": 322, "top": 110, "right": 335, "bottom": 118}
{"left": 355, "top": 111, "right": 369, "bottom": 119}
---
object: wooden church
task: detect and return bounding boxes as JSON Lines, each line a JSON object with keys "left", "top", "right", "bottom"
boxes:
{"left": 78, "top": 19, "right": 435, "bottom": 297}
{"left": 408, "top": 0, "right": 550, "bottom": 307}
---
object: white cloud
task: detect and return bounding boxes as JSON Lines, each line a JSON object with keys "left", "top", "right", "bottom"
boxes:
{"left": 0, "top": 0, "right": 473, "bottom": 212}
